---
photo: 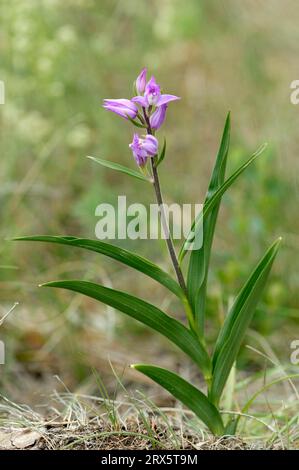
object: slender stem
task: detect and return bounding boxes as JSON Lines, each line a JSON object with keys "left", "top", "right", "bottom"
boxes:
{"left": 150, "top": 159, "right": 188, "bottom": 294}
{"left": 142, "top": 108, "right": 188, "bottom": 296}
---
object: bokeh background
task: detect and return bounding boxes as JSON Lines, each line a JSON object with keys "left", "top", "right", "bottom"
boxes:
{"left": 0, "top": 0, "right": 298, "bottom": 405}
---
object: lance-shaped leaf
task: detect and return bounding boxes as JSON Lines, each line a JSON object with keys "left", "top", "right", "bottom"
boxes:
{"left": 13, "top": 236, "right": 184, "bottom": 299}
{"left": 187, "top": 113, "right": 230, "bottom": 330}
{"left": 87, "top": 155, "right": 149, "bottom": 182}
{"left": 179, "top": 142, "right": 267, "bottom": 262}
{"left": 132, "top": 365, "right": 224, "bottom": 436}
{"left": 209, "top": 238, "right": 281, "bottom": 405}
{"left": 126, "top": 115, "right": 147, "bottom": 128}
{"left": 156, "top": 138, "right": 166, "bottom": 167}
{"left": 42, "top": 280, "right": 212, "bottom": 377}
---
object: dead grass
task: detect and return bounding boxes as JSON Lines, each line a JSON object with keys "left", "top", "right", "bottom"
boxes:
{"left": 0, "top": 390, "right": 295, "bottom": 450}
{"left": 0, "top": 417, "right": 260, "bottom": 451}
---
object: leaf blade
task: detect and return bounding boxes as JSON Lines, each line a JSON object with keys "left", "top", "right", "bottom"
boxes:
{"left": 42, "top": 280, "right": 212, "bottom": 377}
{"left": 132, "top": 364, "right": 224, "bottom": 435}
{"left": 179, "top": 142, "right": 267, "bottom": 262}
{"left": 13, "top": 235, "right": 183, "bottom": 299}
{"left": 210, "top": 238, "right": 281, "bottom": 405}
{"left": 187, "top": 113, "right": 230, "bottom": 330}
{"left": 206, "top": 112, "right": 231, "bottom": 201}
{"left": 87, "top": 155, "right": 148, "bottom": 182}
{"left": 157, "top": 138, "right": 166, "bottom": 167}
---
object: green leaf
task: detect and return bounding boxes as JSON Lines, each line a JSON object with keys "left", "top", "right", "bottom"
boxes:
{"left": 87, "top": 156, "right": 148, "bottom": 182}
{"left": 187, "top": 113, "right": 230, "bottom": 331}
{"left": 13, "top": 236, "right": 184, "bottom": 299}
{"left": 179, "top": 142, "right": 267, "bottom": 262}
{"left": 206, "top": 113, "right": 231, "bottom": 202}
{"left": 42, "top": 280, "right": 212, "bottom": 377}
{"left": 132, "top": 365, "right": 224, "bottom": 435}
{"left": 156, "top": 138, "right": 166, "bottom": 167}
{"left": 210, "top": 238, "right": 281, "bottom": 405}
{"left": 126, "top": 115, "right": 147, "bottom": 128}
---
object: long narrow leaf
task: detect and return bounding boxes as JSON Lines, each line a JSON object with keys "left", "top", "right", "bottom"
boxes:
{"left": 126, "top": 115, "right": 147, "bottom": 128}
{"left": 132, "top": 364, "right": 224, "bottom": 435}
{"left": 209, "top": 238, "right": 281, "bottom": 405}
{"left": 187, "top": 113, "right": 230, "bottom": 330}
{"left": 87, "top": 155, "right": 148, "bottom": 182}
{"left": 157, "top": 138, "right": 166, "bottom": 167}
{"left": 42, "top": 280, "right": 212, "bottom": 377}
{"left": 206, "top": 113, "right": 231, "bottom": 203}
{"left": 13, "top": 236, "right": 184, "bottom": 299}
{"left": 179, "top": 142, "right": 267, "bottom": 262}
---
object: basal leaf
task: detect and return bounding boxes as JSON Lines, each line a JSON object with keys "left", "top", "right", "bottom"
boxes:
{"left": 132, "top": 364, "right": 224, "bottom": 435}
{"left": 187, "top": 113, "right": 230, "bottom": 331}
{"left": 206, "top": 113, "right": 231, "bottom": 202}
{"left": 13, "top": 236, "right": 184, "bottom": 299}
{"left": 42, "top": 280, "right": 212, "bottom": 378}
{"left": 179, "top": 142, "right": 267, "bottom": 262}
{"left": 209, "top": 238, "right": 281, "bottom": 405}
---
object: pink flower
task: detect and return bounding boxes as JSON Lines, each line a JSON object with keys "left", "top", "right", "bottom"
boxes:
{"left": 102, "top": 68, "right": 180, "bottom": 131}
{"left": 132, "top": 72, "right": 180, "bottom": 109}
{"left": 103, "top": 99, "right": 138, "bottom": 120}
{"left": 129, "top": 134, "right": 158, "bottom": 167}
{"left": 135, "top": 68, "right": 147, "bottom": 95}
{"left": 150, "top": 104, "right": 168, "bottom": 130}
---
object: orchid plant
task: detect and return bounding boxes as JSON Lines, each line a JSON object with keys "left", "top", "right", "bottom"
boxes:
{"left": 14, "top": 68, "right": 281, "bottom": 436}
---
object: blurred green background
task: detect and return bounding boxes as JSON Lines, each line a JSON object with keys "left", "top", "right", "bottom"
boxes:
{"left": 0, "top": 0, "right": 298, "bottom": 403}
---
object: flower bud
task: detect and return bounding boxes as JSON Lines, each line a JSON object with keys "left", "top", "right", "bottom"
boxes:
{"left": 129, "top": 133, "right": 158, "bottom": 167}
{"left": 103, "top": 99, "right": 138, "bottom": 120}
{"left": 135, "top": 68, "right": 147, "bottom": 95}
{"left": 150, "top": 104, "right": 168, "bottom": 130}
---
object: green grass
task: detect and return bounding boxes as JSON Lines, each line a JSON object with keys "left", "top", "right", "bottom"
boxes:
{"left": 0, "top": 361, "right": 298, "bottom": 449}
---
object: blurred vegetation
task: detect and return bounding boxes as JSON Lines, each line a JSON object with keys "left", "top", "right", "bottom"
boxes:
{"left": 0, "top": 0, "right": 298, "bottom": 402}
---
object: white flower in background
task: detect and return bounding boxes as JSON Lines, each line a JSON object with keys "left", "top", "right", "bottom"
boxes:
{"left": 57, "top": 25, "right": 77, "bottom": 45}
{"left": 66, "top": 124, "right": 91, "bottom": 148}
{"left": 37, "top": 57, "right": 53, "bottom": 74}
{"left": 17, "top": 111, "right": 50, "bottom": 143}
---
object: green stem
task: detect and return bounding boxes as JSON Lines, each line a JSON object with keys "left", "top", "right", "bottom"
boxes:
{"left": 142, "top": 108, "right": 200, "bottom": 334}
{"left": 142, "top": 108, "right": 187, "bottom": 295}
{"left": 150, "top": 159, "right": 188, "bottom": 295}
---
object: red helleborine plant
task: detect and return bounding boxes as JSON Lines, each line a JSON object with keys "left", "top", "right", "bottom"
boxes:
{"left": 14, "top": 68, "right": 281, "bottom": 437}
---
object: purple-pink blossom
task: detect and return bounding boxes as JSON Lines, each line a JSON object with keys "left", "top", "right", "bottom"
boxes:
{"left": 132, "top": 70, "right": 180, "bottom": 110}
{"left": 102, "top": 68, "right": 180, "bottom": 135}
{"left": 150, "top": 104, "right": 168, "bottom": 130}
{"left": 135, "top": 68, "right": 147, "bottom": 95}
{"left": 129, "top": 134, "right": 158, "bottom": 167}
{"left": 103, "top": 99, "right": 138, "bottom": 120}
{"left": 144, "top": 76, "right": 161, "bottom": 106}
